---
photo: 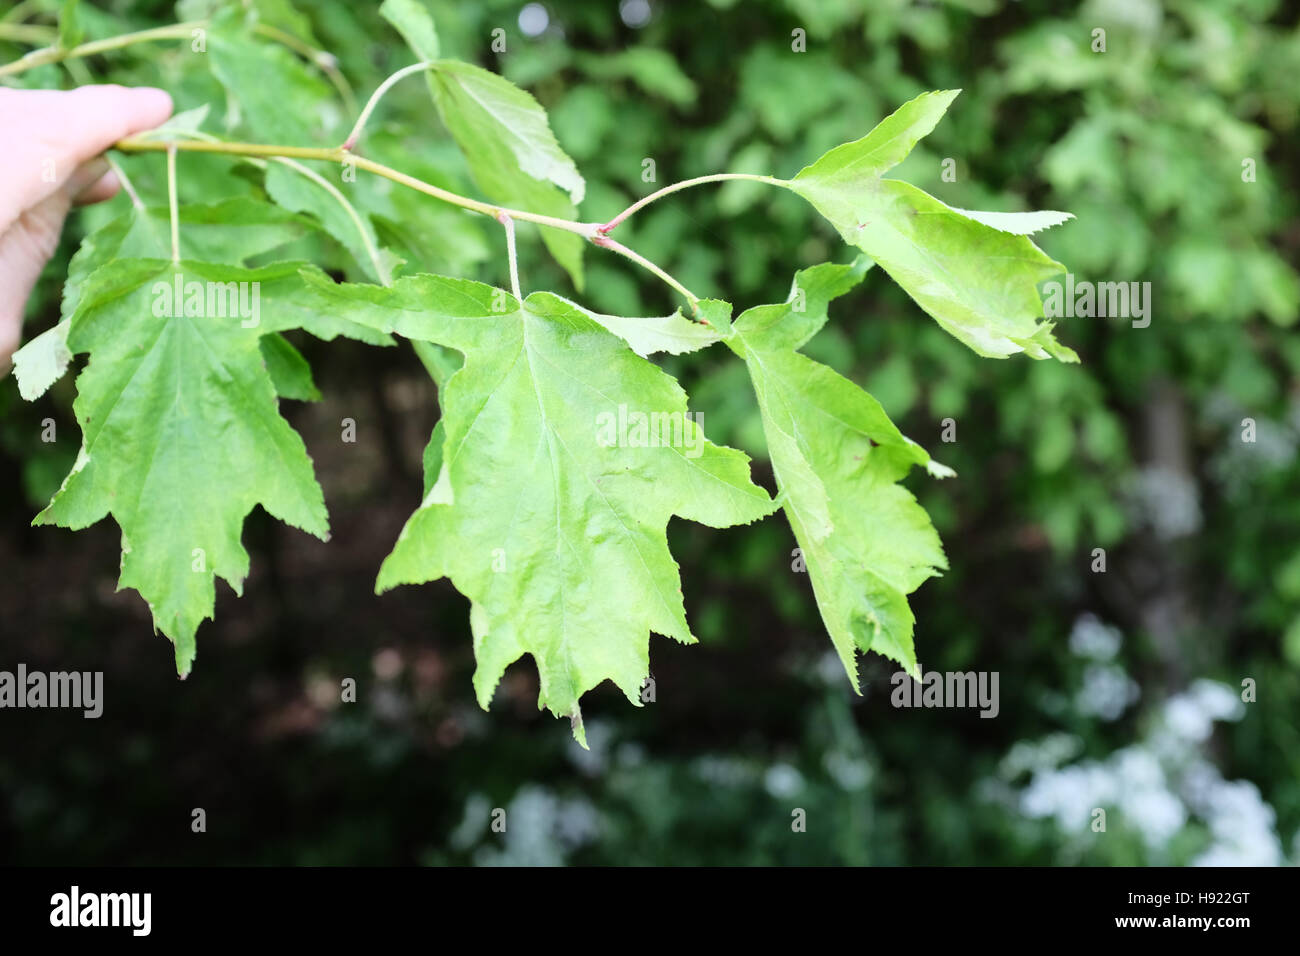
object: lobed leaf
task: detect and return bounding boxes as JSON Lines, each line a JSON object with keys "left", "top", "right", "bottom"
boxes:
{"left": 13, "top": 197, "right": 312, "bottom": 401}
{"left": 723, "top": 259, "right": 950, "bottom": 681}
{"left": 36, "top": 260, "right": 339, "bottom": 675}
{"left": 789, "top": 90, "right": 1076, "bottom": 360}
{"left": 294, "top": 271, "right": 776, "bottom": 732}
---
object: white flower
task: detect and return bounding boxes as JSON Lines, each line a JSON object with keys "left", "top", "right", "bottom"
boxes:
{"left": 1164, "top": 694, "right": 1214, "bottom": 743}
{"left": 764, "top": 763, "right": 805, "bottom": 799}
{"left": 1189, "top": 679, "right": 1245, "bottom": 722}
{"left": 1069, "top": 614, "right": 1123, "bottom": 661}
{"left": 1076, "top": 663, "right": 1140, "bottom": 720}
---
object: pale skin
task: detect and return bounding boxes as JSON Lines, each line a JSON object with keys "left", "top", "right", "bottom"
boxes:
{"left": 0, "top": 85, "right": 173, "bottom": 370}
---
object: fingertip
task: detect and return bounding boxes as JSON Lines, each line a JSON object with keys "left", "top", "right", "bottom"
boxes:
{"left": 65, "top": 84, "right": 175, "bottom": 153}
{"left": 94, "top": 84, "right": 173, "bottom": 133}
{"left": 66, "top": 156, "right": 110, "bottom": 194}
{"left": 129, "top": 86, "right": 174, "bottom": 129}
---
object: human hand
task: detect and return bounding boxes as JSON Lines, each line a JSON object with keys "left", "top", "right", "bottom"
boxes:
{"left": 0, "top": 85, "right": 173, "bottom": 370}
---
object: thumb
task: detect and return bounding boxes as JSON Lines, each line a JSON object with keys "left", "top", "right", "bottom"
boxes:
{"left": 0, "top": 85, "right": 172, "bottom": 227}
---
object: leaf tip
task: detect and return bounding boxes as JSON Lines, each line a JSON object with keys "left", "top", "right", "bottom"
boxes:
{"left": 569, "top": 706, "right": 588, "bottom": 748}
{"left": 925, "top": 459, "right": 957, "bottom": 479}
{"left": 174, "top": 644, "right": 196, "bottom": 680}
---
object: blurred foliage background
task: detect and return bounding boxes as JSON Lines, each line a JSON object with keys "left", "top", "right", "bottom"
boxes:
{"left": 1, "top": 0, "right": 1298, "bottom": 865}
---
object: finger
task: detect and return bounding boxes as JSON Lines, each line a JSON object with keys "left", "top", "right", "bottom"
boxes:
{"left": 64, "top": 157, "right": 111, "bottom": 196}
{"left": 44, "top": 85, "right": 174, "bottom": 170}
{"left": 74, "top": 169, "right": 121, "bottom": 206}
{"left": 0, "top": 86, "right": 171, "bottom": 224}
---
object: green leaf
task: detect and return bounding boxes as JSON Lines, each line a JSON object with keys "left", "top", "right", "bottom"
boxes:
{"left": 207, "top": 13, "right": 404, "bottom": 282}
{"left": 795, "top": 89, "right": 959, "bottom": 179}
{"left": 174, "top": 198, "right": 312, "bottom": 258}
{"left": 788, "top": 90, "right": 1075, "bottom": 360}
{"left": 296, "top": 271, "right": 776, "bottom": 728}
{"left": 426, "top": 60, "right": 586, "bottom": 288}
{"left": 409, "top": 339, "right": 462, "bottom": 500}
{"left": 208, "top": 12, "right": 340, "bottom": 144}
{"left": 259, "top": 265, "right": 398, "bottom": 348}
{"left": 724, "top": 259, "right": 949, "bottom": 682}
{"left": 128, "top": 104, "right": 212, "bottom": 142}
{"left": 370, "top": 206, "right": 491, "bottom": 277}
{"left": 943, "top": 207, "right": 1075, "bottom": 235}
{"left": 573, "top": 300, "right": 724, "bottom": 358}
{"left": 35, "top": 260, "right": 336, "bottom": 675}
{"left": 264, "top": 163, "right": 395, "bottom": 284}
{"left": 260, "top": 333, "right": 320, "bottom": 401}
{"left": 248, "top": 0, "right": 322, "bottom": 47}
{"left": 352, "top": 129, "right": 493, "bottom": 277}
{"left": 696, "top": 298, "right": 734, "bottom": 332}
{"left": 65, "top": 198, "right": 307, "bottom": 315}
{"left": 13, "top": 198, "right": 311, "bottom": 402}
{"left": 419, "top": 419, "right": 446, "bottom": 498}
{"left": 380, "top": 5, "right": 586, "bottom": 287}
{"left": 379, "top": 0, "right": 439, "bottom": 60}
{"left": 61, "top": 210, "right": 165, "bottom": 323}
{"left": 11, "top": 323, "right": 73, "bottom": 402}
{"left": 58, "top": 0, "right": 83, "bottom": 51}
{"left": 176, "top": 0, "right": 223, "bottom": 19}
{"left": 431, "top": 61, "right": 585, "bottom": 205}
